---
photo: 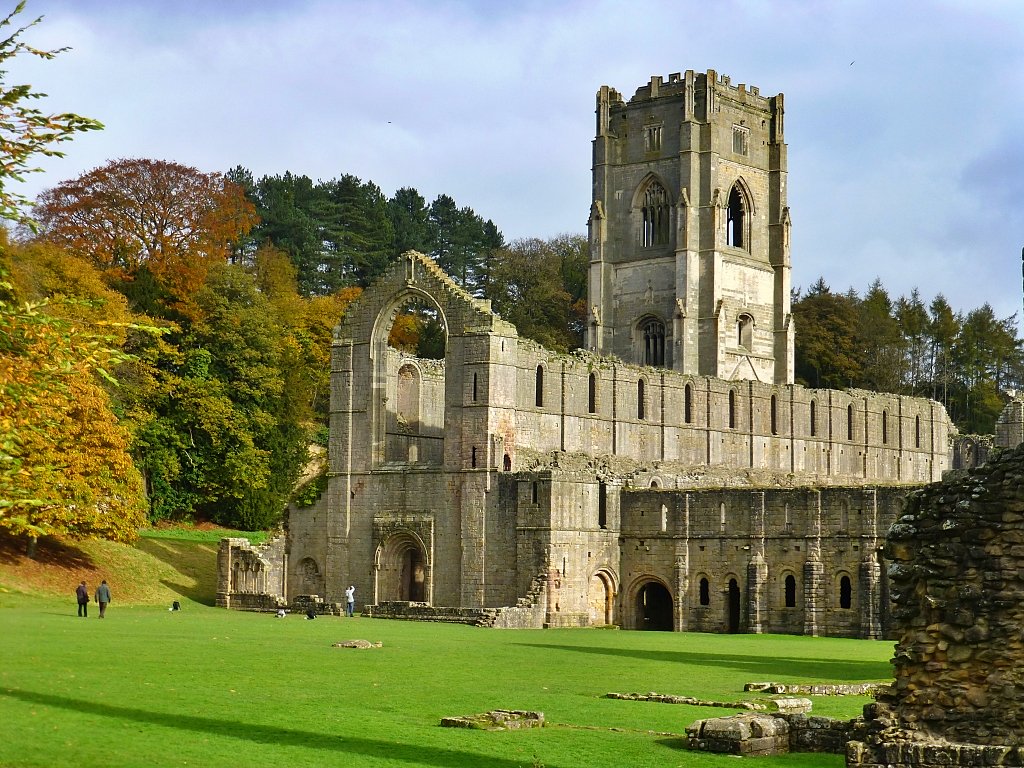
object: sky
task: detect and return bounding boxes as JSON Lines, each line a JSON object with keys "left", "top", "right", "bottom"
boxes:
{"left": 7, "top": 0, "right": 1024, "bottom": 324}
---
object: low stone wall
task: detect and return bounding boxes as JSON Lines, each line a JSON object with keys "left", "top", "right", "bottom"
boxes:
{"left": 687, "top": 711, "right": 864, "bottom": 757}
{"left": 220, "top": 592, "right": 286, "bottom": 612}
{"left": 363, "top": 601, "right": 495, "bottom": 626}
{"left": 744, "top": 682, "right": 884, "bottom": 696}
{"left": 363, "top": 601, "right": 546, "bottom": 628}
{"left": 607, "top": 692, "right": 811, "bottom": 713}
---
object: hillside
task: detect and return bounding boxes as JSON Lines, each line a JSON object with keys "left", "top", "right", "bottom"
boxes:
{"left": 0, "top": 526, "right": 264, "bottom": 606}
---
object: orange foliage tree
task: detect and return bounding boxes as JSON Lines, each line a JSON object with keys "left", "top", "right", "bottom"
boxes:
{"left": 34, "top": 158, "right": 257, "bottom": 299}
{"left": 0, "top": 251, "right": 147, "bottom": 548}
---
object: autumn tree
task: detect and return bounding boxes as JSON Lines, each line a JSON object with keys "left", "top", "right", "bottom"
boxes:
{"left": 34, "top": 158, "right": 257, "bottom": 301}
{"left": 0, "top": 2, "right": 102, "bottom": 228}
{"left": 1, "top": 238, "right": 147, "bottom": 553}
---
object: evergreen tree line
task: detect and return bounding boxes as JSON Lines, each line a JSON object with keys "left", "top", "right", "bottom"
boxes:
{"left": 225, "top": 168, "right": 505, "bottom": 296}
{"left": 793, "top": 277, "right": 1023, "bottom": 435}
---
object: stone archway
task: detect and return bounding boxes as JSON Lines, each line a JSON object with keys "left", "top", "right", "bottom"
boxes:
{"left": 588, "top": 570, "right": 616, "bottom": 626}
{"left": 635, "top": 579, "right": 673, "bottom": 631}
{"left": 727, "top": 578, "right": 742, "bottom": 633}
{"left": 376, "top": 533, "right": 428, "bottom": 602}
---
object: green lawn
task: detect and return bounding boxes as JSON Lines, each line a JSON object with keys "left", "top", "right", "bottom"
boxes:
{"left": 0, "top": 591, "right": 891, "bottom": 768}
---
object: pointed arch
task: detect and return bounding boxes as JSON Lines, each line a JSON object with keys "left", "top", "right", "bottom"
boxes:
{"left": 725, "top": 178, "right": 754, "bottom": 251}
{"left": 632, "top": 173, "right": 672, "bottom": 248}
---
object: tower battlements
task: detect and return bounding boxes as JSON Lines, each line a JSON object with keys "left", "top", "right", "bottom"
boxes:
{"left": 617, "top": 69, "right": 776, "bottom": 109}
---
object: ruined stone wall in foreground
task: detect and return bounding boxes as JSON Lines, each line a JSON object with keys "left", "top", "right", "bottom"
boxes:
{"left": 849, "top": 442, "right": 1024, "bottom": 766}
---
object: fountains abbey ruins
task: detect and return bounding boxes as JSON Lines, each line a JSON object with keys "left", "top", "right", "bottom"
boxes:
{"left": 218, "top": 69, "right": 977, "bottom": 637}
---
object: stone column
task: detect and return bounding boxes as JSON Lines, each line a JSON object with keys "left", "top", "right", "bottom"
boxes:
{"left": 747, "top": 553, "right": 768, "bottom": 634}
{"left": 858, "top": 552, "right": 881, "bottom": 639}
{"left": 802, "top": 556, "right": 824, "bottom": 637}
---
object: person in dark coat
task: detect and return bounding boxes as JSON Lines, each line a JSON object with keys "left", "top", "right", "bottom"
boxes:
{"left": 76, "top": 581, "right": 89, "bottom": 617}
{"left": 94, "top": 580, "right": 111, "bottom": 618}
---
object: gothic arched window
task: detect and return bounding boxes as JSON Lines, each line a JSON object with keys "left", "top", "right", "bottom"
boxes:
{"left": 640, "top": 180, "right": 670, "bottom": 247}
{"left": 640, "top": 317, "right": 665, "bottom": 367}
{"left": 726, "top": 185, "right": 746, "bottom": 249}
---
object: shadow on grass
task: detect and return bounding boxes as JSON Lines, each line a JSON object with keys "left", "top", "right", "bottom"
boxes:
{"left": 0, "top": 534, "right": 95, "bottom": 569}
{"left": 1, "top": 687, "right": 561, "bottom": 768}
{"left": 515, "top": 644, "right": 888, "bottom": 681}
{"left": 134, "top": 539, "right": 218, "bottom": 605}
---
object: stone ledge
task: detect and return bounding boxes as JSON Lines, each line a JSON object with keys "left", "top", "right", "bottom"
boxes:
{"left": 606, "top": 692, "right": 811, "bottom": 713}
{"left": 440, "top": 710, "right": 544, "bottom": 731}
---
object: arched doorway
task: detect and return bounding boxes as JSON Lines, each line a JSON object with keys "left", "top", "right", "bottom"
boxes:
{"left": 376, "top": 533, "right": 428, "bottom": 602}
{"left": 588, "top": 570, "right": 615, "bottom": 626}
{"left": 727, "top": 578, "right": 741, "bottom": 633}
{"left": 636, "top": 580, "right": 673, "bottom": 631}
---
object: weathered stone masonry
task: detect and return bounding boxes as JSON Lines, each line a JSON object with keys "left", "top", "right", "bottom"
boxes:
{"left": 848, "top": 442, "right": 1024, "bottom": 766}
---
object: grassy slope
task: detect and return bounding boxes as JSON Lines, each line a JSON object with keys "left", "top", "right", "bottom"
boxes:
{"left": 0, "top": 532, "right": 893, "bottom": 768}
{"left": 0, "top": 527, "right": 262, "bottom": 606}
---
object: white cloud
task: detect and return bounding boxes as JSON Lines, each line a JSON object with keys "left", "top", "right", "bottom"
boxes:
{"left": 7, "top": 0, "right": 1024, "bottom": 324}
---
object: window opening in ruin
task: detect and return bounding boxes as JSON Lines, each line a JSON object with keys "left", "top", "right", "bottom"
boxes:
{"left": 531, "top": 481, "right": 538, "bottom": 504}
{"left": 699, "top": 577, "right": 710, "bottom": 606}
{"left": 381, "top": 294, "right": 447, "bottom": 467}
{"left": 737, "top": 314, "right": 753, "bottom": 350}
{"left": 810, "top": 399, "right": 817, "bottom": 437}
{"left": 644, "top": 124, "right": 662, "bottom": 153}
{"left": 503, "top": 453, "right": 512, "bottom": 471}
{"left": 535, "top": 365, "right": 544, "bottom": 407}
{"left": 640, "top": 180, "right": 670, "bottom": 247}
{"left": 660, "top": 503, "right": 667, "bottom": 532}
{"left": 650, "top": 478, "right": 660, "bottom": 489}
{"left": 840, "top": 575, "right": 852, "bottom": 609}
{"left": 719, "top": 502, "right": 726, "bottom": 532}
{"left": 637, "top": 378, "right": 646, "bottom": 420}
{"left": 784, "top": 575, "right": 796, "bottom": 608}
{"left": 472, "top": 372, "right": 478, "bottom": 402}
{"left": 588, "top": 373, "right": 597, "bottom": 413}
{"left": 728, "top": 390, "right": 737, "bottom": 429}
{"left": 727, "top": 579, "right": 741, "bottom": 633}
{"left": 784, "top": 503, "right": 791, "bottom": 532}
{"left": 684, "top": 383, "right": 693, "bottom": 424}
{"left": 387, "top": 296, "right": 446, "bottom": 360}
{"left": 471, "top": 446, "right": 477, "bottom": 468}
{"left": 726, "top": 185, "right": 746, "bottom": 249}
{"left": 847, "top": 404, "right": 854, "bottom": 441}
{"left": 882, "top": 410, "right": 889, "bottom": 444}
{"left": 841, "top": 506, "right": 849, "bottom": 531}
{"left": 641, "top": 318, "right": 666, "bottom": 367}
{"left": 598, "top": 481, "right": 608, "bottom": 529}
{"left": 915, "top": 415, "right": 921, "bottom": 448}
{"left": 732, "top": 125, "right": 749, "bottom": 156}
{"left": 770, "top": 394, "right": 778, "bottom": 435}
{"left": 637, "top": 581, "right": 673, "bottom": 630}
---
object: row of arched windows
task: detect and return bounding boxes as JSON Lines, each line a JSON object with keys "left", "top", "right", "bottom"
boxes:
{"left": 536, "top": 367, "right": 925, "bottom": 447}
{"left": 638, "top": 179, "right": 750, "bottom": 252}
{"left": 696, "top": 574, "right": 853, "bottom": 610}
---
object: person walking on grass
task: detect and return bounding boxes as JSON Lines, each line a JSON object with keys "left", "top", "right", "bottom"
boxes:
{"left": 345, "top": 585, "right": 355, "bottom": 617}
{"left": 94, "top": 580, "right": 111, "bottom": 618}
{"left": 76, "top": 581, "right": 89, "bottom": 617}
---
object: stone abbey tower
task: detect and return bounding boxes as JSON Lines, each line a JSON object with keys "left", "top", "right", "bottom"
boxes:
{"left": 218, "top": 70, "right": 952, "bottom": 637}
{"left": 588, "top": 71, "right": 793, "bottom": 384}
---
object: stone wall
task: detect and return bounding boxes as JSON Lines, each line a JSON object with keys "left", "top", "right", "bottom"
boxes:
{"left": 849, "top": 441, "right": 1024, "bottom": 766}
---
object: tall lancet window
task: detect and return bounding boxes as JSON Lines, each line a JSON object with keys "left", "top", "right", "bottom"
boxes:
{"left": 727, "top": 185, "right": 746, "bottom": 249}
{"left": 640, "top": 181, "right": 670, "bottom": 247}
